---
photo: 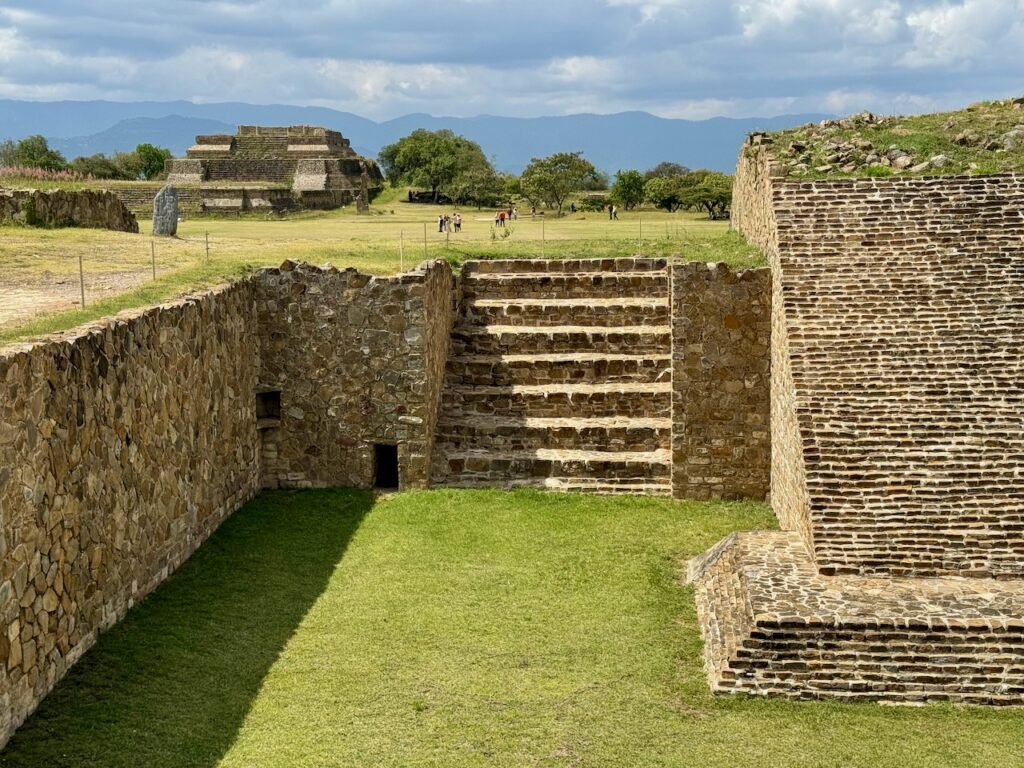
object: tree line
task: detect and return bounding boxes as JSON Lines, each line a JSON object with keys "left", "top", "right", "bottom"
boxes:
{"left": 0, "top": 135, "right": 172, "bottom": 180}
{"left": 378, "top": 129, "right": 732, "bottom": 218}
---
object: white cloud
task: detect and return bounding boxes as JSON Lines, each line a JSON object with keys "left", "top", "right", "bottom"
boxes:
{"left": 902, "top": 0, "right": 1024, "bottom": 67}
{"left": 0, "top": 0, "right": 1021, "bottom": 119}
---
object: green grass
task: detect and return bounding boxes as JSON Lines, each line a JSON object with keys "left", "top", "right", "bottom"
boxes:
{"left": 2, "top": 488, "right": 1022, "bottom": 767}
{"left": 0, "top": 198, "right": 760, "bottom": 344}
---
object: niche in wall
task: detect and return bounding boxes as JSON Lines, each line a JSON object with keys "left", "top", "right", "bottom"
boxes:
{"left": 374, "top": 443, "right": 400, "bottom": 490}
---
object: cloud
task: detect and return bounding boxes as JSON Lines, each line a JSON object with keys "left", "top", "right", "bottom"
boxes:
{"left": 0, "top": 0, "right": 1021, "bottom": 119}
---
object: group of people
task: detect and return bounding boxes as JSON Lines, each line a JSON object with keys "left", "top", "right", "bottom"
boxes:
{"left": 437, "top": 213, "right": 462, "bottom": 233}
{"left": 494, "top": 207, "right": 518, "bottom": 227}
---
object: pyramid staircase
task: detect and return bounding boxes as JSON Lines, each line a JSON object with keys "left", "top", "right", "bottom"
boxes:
{"left": 431, "top": 258, "right": 673, "bottom": 494}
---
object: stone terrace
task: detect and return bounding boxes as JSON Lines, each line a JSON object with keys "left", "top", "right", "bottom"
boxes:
{"left": 692, "top": 155, "right": 1024, "bottom": 703}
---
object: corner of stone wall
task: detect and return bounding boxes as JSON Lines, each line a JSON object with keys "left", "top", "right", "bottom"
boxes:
{"left": 252, "top": 260, "right": 455, "bottom": 492}
{"left": 671, "top": 261, "right": 771, "bottom": 501}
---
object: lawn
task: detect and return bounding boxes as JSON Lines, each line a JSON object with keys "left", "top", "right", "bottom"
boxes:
{"left": 0, "top": 192, "right": 761, "bottom": 343}
{"left": 2, "top": 488, "right": 1021, "bottom": 768}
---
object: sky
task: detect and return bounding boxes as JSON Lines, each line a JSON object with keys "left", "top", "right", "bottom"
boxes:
{"left": 0, "top": 0, "right": 1022, "bottom": 120}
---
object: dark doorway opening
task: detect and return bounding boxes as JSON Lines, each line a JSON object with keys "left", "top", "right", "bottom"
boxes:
{"left": 374, "top": 444, "right": 399, "bottom": 490}
{"left": 256, "top": 390, "right": 281, "bottom": 420}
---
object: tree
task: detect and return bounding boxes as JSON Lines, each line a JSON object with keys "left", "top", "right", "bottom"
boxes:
{"left": 112, "top": 151, "right": 145, "bottom": 180}
{"left": 0, "top": 139, "right": 16, "bottom": 167}
{"left": 681, "top": 171, "right": 733, "bottom": 219}
{"left": 378, "top": 129, "right": 492, "bottom": 204}
{"left": 13, "top": 135, "right": 67, "bottom": 170}
{"left": 644, "top": 161, "right": 690, "bottom": 180}
{"left": 643, "top": 175, "right": 687, "bottom": 212}
{"left": 609, "top": 169, "right": 645, "bottom": 210}
{"left": 70, "top": 153, "right": 123, "bottom": 179}
{"left": 135, "top": 143, "right": 173, "bottom": 180}
{"left": 519, "top": 152, "right": 601, "bottom": 215}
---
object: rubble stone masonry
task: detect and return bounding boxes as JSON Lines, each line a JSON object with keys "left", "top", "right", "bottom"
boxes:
{"left": 671, "top": 262, "right": 770, "bottom": 501}
{"left": 255, "top": 260, "right": 455, "bottom": 490}
{"left": 0, "top": 283, "right": 261, "bottom": 746}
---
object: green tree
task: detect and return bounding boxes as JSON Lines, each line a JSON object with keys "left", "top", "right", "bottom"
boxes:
{"left": 644, "top": 161, "right": 690, "bottom": 180}
{"left": 519, "top": 152, "right": 601, "bottom": 215}
{"left": 609, "top": 169, "right": 645, "bottom": 210}
{"left": 379, "top": 129, "right": 492, "bottom": 204}
{"left": 112, "top": 151, "right": 145, "bottom": 180}
{"left": 0, "top": 139, "right": 16, "bottom": 167}
{"left": 13, "top": 135, "right": 67, "bottom": 170}
{"left": 70, "top": 153, "right": 124, "bottom": 179}
{"left": 643, "top": 175, "right": 687, "bottom": 212}
{"left": 135, "top": 143, "right": 173, "bottom": 180}
{"left": 681, "top": 171, "right": 733, "bottom": 219}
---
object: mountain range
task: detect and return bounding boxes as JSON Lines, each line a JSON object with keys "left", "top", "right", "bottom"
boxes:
{"left": 0, "top": 99, "right": 829, "bottom": 174}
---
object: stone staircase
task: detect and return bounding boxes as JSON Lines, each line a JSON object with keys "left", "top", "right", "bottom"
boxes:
{"left": 431, "top": 258, "right": 673, "bottom": 494}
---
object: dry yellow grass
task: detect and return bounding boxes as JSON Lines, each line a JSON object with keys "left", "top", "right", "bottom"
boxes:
{"left": 0, "top": 196, "right": 760, "bottom": 341}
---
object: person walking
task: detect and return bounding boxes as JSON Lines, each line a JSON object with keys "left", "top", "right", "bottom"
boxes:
{"left": 611, "top": 205, "right": 618, "bottom": 220}
{"left": 454, "top": 213, "right": 462, "bottom": 232}
{"left": 438, "top": 214, "right": 445, "bottom": 232}
{"left": 498, "top": 210, "right": 506, "bottom": 227}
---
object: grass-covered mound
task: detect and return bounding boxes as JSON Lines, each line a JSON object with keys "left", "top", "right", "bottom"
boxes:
{"left": 2, "top": 488, "right": 1023, "bottom": 767}
{"left": 767, "top": 95, "right": 1024, "bottom": 179}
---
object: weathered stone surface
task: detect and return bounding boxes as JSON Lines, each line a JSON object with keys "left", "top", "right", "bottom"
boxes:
{"left": 163, "top": 125, "right": 384, "bottom": 212}
{"left": 672, "top": 262, "right": 770, "bottom": 501}
{"left": 0, "top": 188, "right": 138, "bottom": 232}
{"left": 255, "top": 260, "right": 454, "bottom": 490}
{"left": 0, "top": 281, "right": 261, "bottom": 747}
{"left": 151, "top": 184, "right": 178, "bottom": 236}
{"left": 695, "top": 145, "right": 1024, "bottom": 704}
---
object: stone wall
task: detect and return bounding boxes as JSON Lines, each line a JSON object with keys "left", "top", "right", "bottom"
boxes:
{"left": 0, "top": 283, "right": 261, "bottom": 747}
{"left": 671, "top": 262, "right": 771, "bottom": 501}
{"left": 255, "top": 260, "right": 455, "bottom": 490}
{"left": 730, "top": 138, "right": 781, "bottom": 253}
{"left": 0, "top": 189, "right": 138, "bottom": 233}
{"left": 692, "top": 162, "right": 1024, "bottom": 704}
{"left": 773, "top": 173, "right": 1024, "bottom": 577}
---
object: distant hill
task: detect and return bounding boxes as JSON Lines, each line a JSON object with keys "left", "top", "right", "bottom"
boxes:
{"left": 0, "top": 99, "right": 830, "bottom": 174}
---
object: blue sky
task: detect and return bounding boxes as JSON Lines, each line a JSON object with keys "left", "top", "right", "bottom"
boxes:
{"left": 0, "top": 0, "right": 1021, "bottom": 119}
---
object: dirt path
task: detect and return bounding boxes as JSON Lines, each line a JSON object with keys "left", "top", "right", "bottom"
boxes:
{"left": 0, "top": 269, "right": 154, "bottom": 330}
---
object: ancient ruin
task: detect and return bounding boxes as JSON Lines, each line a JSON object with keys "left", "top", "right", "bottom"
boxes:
{"left": 4, "top": 112, "right": 1024, "bottom": 750}
{"left": 689, "top": 135, "right": 1024, "bottom": 704}
{"left": 0, "top": 189, "right": 138, "bottom": 232}
{"left": 162, "top": 125, "right": 383, "bottom": 213}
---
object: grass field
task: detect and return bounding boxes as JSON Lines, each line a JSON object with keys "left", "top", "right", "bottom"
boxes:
{"left": 0, "top": 190, "right": 760, "bottom": 343}
{"left": 2, "top": 488, "right": 1021, "bottom": 768}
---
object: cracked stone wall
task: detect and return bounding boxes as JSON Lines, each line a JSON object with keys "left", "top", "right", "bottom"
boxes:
{"left": 255, "top": 260, "right": 454, "bottom": 490}
{"left": 0, "top": 283, "right": 261, "bottom": 747}
{"left": 672, "top": 262, "right": 771, "bottom": 501}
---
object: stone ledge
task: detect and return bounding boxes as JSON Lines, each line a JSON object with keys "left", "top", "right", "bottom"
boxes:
{"left": 690, "top": 531, "right": 1024, "bottom": 704}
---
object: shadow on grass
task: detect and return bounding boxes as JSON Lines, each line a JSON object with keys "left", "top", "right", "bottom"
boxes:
{"left": 0, "top": 488, "right": 371, "bottom": 768}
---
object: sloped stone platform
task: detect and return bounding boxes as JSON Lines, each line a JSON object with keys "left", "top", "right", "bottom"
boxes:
{"left": 690, "top": 531, "right": 1024, "bottom": 704}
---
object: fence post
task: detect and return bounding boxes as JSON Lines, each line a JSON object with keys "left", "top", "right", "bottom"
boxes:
{"left": 423, "top": 222, "right": 428, "bottom": 259}
{"left": 205, "top": 231, "right": 210, "bottom": 260}
{"left": 78, "top": 252, "right": 86, "bottom": 308}
{"left": 400, "top": 230, "right": 405, "bottom": 273}
{"left": 151, "top": 240, "right": 156, "bottom": 280}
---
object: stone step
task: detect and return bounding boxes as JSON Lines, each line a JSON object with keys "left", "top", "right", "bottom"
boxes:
{"left": 435, "top": 447, "right": 672, "bottom": 486}
{"left": 461, "top": 272, "right": 669, "bottom": 301}
{"left": 446, "top": 353, "right": 672, "bottom": 386}
{"left": 436, "top": 416, "right": 671, "bottom": 453}
{"left": 442, "top": 382, "right": 671, "bottom": 419}
{"left": 450, "top": 325, "right": 671, "bottom": 356}
{"left": 437, "top": 477, "right": 673, "bottom": 495}
{"left": 462, "top": 297, "right": 670, "bottom": 327}
{"left": 464, "top": 257, "right": 668, "bottom": 275}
